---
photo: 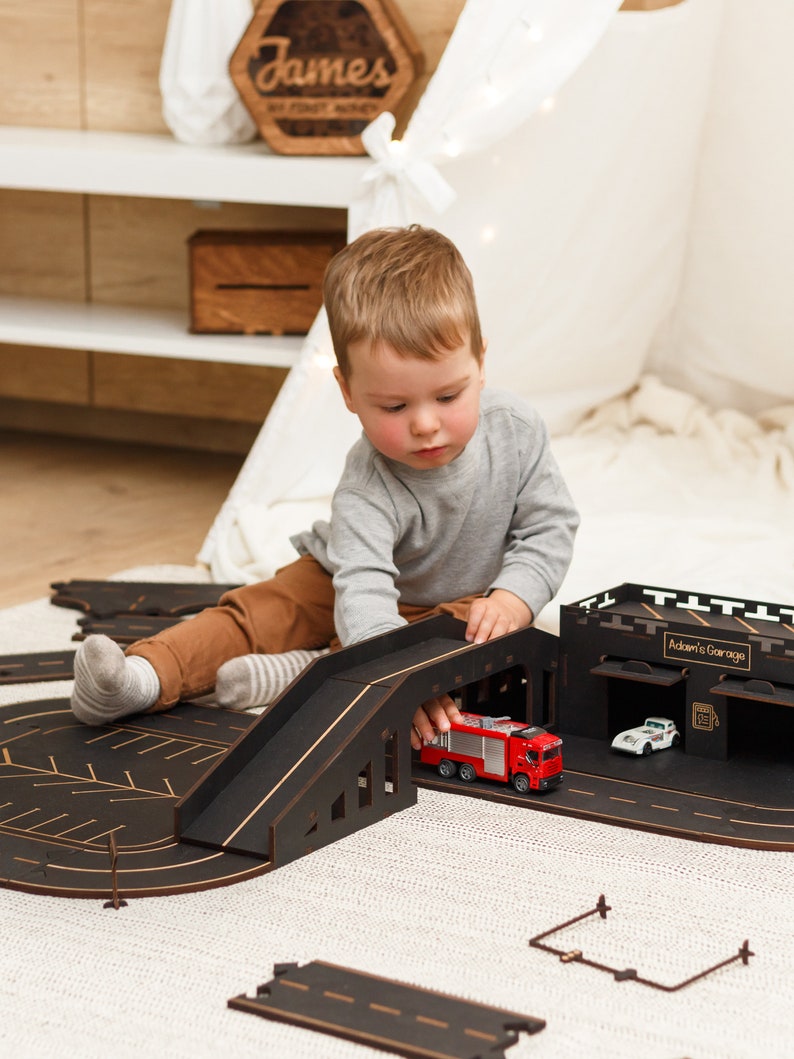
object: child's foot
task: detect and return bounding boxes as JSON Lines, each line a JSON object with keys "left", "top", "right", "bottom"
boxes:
{"left": 70, "top": 635, "right": 160, "bottom": 725}
{"left": 215, "top": 649, "right": 327, "bottom": 710}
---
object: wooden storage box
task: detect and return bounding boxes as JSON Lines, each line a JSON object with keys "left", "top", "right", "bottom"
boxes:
{"left": 188, "top": 229, "right": 345, "bottom": 335}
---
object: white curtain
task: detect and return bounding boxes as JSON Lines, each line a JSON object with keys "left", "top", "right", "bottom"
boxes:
{"left": 646, "top": 0, "right": 794, "bottom": 414}
{"left": 198, "top": 0, "right": 690, "bottom": 583}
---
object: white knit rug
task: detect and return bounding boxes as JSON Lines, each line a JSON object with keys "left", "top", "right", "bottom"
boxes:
{"left": 2, "top": 569, "right": 792, "bottom": 1059}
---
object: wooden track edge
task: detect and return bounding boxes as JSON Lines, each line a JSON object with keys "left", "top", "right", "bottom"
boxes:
{"left": 0, "top": 856, "right": 272, "bottom": 902}
{"left": 412, "top": 776, "right": 794, "bottom": 852}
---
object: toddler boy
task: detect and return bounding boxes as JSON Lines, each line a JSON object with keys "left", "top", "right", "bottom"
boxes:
{"left": 71, "top": 225, "right": 579, "bottom": 747}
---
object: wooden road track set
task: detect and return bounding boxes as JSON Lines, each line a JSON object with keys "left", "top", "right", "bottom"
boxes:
{"left": 3, "top": 578, "right": 794, "bottom": 902}
{"left": 2, "top": 578, "right": 771, "bottom": 1055}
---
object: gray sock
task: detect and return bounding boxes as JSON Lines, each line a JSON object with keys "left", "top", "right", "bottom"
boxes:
{"left": 70, "top": 634, "right": 160, "bottom": 725}
{"left": 215, "top": 649, "right": 327, "bottom": 710}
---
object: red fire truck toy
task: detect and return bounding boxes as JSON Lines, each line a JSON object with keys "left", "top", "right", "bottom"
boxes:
{"left": 419, "top": 713, "right": 563, "bottom": 793}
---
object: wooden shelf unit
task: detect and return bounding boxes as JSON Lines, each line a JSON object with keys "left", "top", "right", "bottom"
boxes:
{"left": 0, "top": 0, "right": 469, "bottom": 451}
{"left": 0, "top": 295, "right": 303, "bottom": 369}
{"left": 0, "top": 126, "right": 364, "bottom": 368}
{"left": 0, "top": 126, "right": 367, "bottom": 207}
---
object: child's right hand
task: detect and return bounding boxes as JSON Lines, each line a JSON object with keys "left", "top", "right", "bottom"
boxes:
{"left": 465, "top": 589, "right": 533, "bottom": 644}
{"left": 411, "top": 693, "right": 462, "bottom": 750}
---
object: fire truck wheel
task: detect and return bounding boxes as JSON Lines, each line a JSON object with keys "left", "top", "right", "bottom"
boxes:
{"left": 458, "top": 763, "right": 476, "bottom": 783}
{"left": 437, "top": 759, "right": 457, "bottom": 779}
{"left": 512, "top": 773, "right": 530, "bottom": 794}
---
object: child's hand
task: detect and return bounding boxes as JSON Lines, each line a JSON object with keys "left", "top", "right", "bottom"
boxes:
{"left": 411, "top": 693, "right": 462, "bottom": 750}
{"left": 465, "top": 589, "right": 533, "bottom": 645}
{"left": 410, "top": 592, "right": 533, "bottom": 749}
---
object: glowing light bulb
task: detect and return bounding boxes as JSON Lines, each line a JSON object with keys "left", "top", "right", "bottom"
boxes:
{"left": 481, "top": 224, "right": 497, "bottom": 245}
{"left": 483, "top": 80, "right": 503, "bottom": 107}
{"left": 520, "top": 13, "right": 544, "bottom": 43}
{"left": 313, "top": 350, "right": 336, "bottom": 371}
{"left": 443, "top": 137, "right": 462, "bottom": 159}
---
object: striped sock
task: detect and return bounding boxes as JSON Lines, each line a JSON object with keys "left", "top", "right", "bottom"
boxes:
{"left": 215, "top": 649, "right": 328, "bottom": 710}
{"left": 70, "top": 634, "right": 160, "bottom": 725}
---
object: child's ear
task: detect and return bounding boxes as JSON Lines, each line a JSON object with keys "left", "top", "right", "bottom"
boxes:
{"left": 333, "top": 366, "right": 356, "bottom": 413}
{"left": 478, "top": 338, "right": 488, "bottom": 387}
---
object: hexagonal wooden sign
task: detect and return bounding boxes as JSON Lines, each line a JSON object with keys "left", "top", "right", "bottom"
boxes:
{"left": 229, "top": 0, "right": 424, "bottom": 156}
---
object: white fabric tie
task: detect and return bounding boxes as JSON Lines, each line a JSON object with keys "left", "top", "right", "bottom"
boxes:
{"left": 349, "top": 112, "right": 457, "bottom": 236}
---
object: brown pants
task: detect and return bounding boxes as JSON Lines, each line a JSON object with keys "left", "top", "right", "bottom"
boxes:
{"left": 127, "top": 555, "right": 480, "bottom": 710}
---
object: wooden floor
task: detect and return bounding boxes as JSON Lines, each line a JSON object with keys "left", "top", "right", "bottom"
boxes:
{"left": 0, "top": 430, "right": 245, "bottom": 610}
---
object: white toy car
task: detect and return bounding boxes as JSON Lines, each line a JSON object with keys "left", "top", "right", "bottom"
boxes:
{"left": 611, "top": 717, "right": 680, "bottom": 756}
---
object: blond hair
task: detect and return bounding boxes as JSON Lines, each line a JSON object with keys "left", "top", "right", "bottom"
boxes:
{"left": 323, "top": 225, "right": 484, "bottom": 379}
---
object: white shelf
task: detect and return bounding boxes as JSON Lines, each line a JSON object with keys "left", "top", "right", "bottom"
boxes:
{"left": 0, "top": 125, "right": 369, "bottom": 207}
{"left": 0, "top": 126, "right": 358, "bottom": 368}
{"left": 0, "top": 296, "right": 304, "bottom": 368}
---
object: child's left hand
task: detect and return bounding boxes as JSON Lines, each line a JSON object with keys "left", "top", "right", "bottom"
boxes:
{"left": 410, "top": 591, "right": 533, "bottom": 749}
{"left": 411, "top": 693, "right": 462, "bottom": 750}
{"left": 465, "top": 589, "right": 533, "bottom": 644}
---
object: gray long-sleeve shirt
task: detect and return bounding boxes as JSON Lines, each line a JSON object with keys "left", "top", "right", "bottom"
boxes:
{"left": 291, "top": 388, "right": 579, "bottom": 646}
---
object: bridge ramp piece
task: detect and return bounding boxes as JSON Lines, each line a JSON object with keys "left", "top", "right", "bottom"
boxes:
{"left": 178, "top": 634, "right": 473, "bottom": 865}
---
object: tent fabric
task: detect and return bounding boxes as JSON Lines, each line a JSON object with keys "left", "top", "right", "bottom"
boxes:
{"left": 425, "top": 0, "right": 719, "bottom": 433}
{"left": 544, "top": 373, "right": 794, "bottom": 632}
{"left": 347, "top": 0, "right": 627, "bottom": 237}
{"left": 199, "top": 0, "right": 629, "bottom": 580}
{"left": 200, "top": 0, "right": 794, "bottom": 622}
{"left": 647, "top": 1, "right": 794, "bottom": 413}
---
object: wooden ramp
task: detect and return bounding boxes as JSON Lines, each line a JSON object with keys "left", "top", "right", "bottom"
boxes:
{"left": 176, "top": 616, "right": 535, "bottom": 869}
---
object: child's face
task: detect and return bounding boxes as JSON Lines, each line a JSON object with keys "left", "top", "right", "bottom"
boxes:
{"left": 334, "top": 337, "right": 485, "bottom": 470}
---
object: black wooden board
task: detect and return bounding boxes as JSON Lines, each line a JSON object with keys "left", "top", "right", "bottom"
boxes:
{"left": 0, "top": 698, "right": 265, "bottom": 898}
{"left": 6, "top": 585, "right": 794, "bottom": 908}
{"left": 229, "top": 960, "right": 544, "bottom": 1059}
{"left": 51, "top": 579, "right": 241, "bottom": 618}
{"left": 74, "top": 614, "right": 183, "bottom": 643}
{"left": 0, "top": 650, "right": 76, "bottom": 684}
{"left": 412, "top": 732, "right": 794, "bottom": 851}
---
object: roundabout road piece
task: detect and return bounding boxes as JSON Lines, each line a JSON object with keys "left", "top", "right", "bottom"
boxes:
{"left": 0, "top": 698, "right": 266, "bottom": 899}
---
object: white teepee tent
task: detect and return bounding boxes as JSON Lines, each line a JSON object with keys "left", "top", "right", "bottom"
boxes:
{"left": 199, "top": 0, "right": 794, "bottom": 624}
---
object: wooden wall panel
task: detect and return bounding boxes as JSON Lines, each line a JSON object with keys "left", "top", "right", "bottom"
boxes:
{"left": 92, "top": 353, "right": 287, "bottom": 423}
{"left": 78, "top": 0, "right": 465, "bottom": 136}
{"left": 0, "top": 0, "right": 82, "bottom": 127}
{"left": 0, "top": 346, "right": 90, "bottom": 404}
{"left": 82, "top": 0, "right": 172, "bottom": 133}
{"left": 0, "top": 191, "right": 86, "bottom": 299}
{"left": 0, "top": 0, "right": 466, "bottom": 447}
{"left": 0, "top": 398, "right": 261, "bottom": 453}
{"left": 402, "top": 0, "right": 467, "bottom": 70}
{"left": 0, "top": 0, "right": 468, "bottom": 133}
{"left": 392, "top": 0, "right": 466, "bottom": 135}
{"left": 88, "top": 196, "right": 346, "bottom": 310}
{"left": 0, "top": 0, "right": 684, "bottom": 135}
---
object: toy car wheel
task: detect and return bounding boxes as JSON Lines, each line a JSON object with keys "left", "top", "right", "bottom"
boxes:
{"left": 672, "top": 733, "right": 681, "bottom": 747}
{"left": 458, "top": 763, "right": 476, "bottom": 783}
{"left": 512, "top": 773, "right": 530, "bottom": 794}
{"left": 642, "top": 742, "right": 652, "bottom": 755}
{"left": 437, "top": 759, "right": 457, "bottom": 779}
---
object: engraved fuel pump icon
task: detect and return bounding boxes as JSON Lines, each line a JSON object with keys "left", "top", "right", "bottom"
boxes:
{"left": 693, "top": 701, "right": 720, "bottom": 731}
